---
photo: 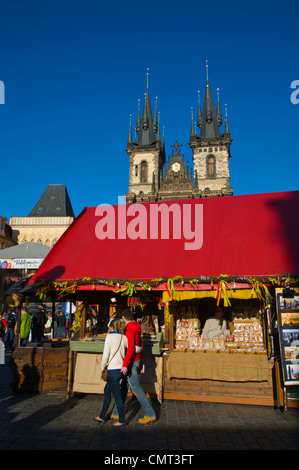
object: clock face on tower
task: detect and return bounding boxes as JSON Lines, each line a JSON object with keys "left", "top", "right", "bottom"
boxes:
{"left": 172, "top": 162, "right": 180, "bottom": 172}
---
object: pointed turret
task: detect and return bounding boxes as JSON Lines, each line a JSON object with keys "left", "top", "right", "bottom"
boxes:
{"left": 136, "top": 99, "right": 141, "bottom": 134}
{"left": 216, "top": 88, "right": 222, "bottom": 127}
{"left": 190, "top": 107, "right": 196, "bottom": 138}
{"left": 127, "top": 114, "right": 133, "bottom": 146}
{"left": 197, "top": 91, "right": 202, "bottom": 128}
{"left": 153, "top": 97, "right": 158, "bottom": 133}
{"left": 224, "top": 104, "right": 230, "bottom": 135}
{"left": 156, "top": 112, "right": 161, "bottom": 142}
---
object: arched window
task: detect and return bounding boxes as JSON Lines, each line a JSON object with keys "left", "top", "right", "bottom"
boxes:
{"left": 140, "top": 161, "right": 148, "bottom": 183}
{"left": 207, "top": 155, "right": 215, "bottom": 177}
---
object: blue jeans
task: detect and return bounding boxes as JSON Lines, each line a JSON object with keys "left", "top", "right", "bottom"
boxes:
{"left": 4, "top": 328, "right": 15, "bottom": 350}
{"left": 112, "top": 360, "right": 156, "bottom": 418}
{"left": 100, "top": 370, "right": 127, "bottom": 424}
{"left": 56, "top": 326, "right": 66, "bottom": 338}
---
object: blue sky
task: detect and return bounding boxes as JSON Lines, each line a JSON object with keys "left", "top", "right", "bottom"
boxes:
{"left": 0, "top": 0, "right": 298, "bottom": 220}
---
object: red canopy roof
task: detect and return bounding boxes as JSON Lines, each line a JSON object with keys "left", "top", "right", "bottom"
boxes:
{"left": 29, "top": 191, "right": 299, "bottom": 284}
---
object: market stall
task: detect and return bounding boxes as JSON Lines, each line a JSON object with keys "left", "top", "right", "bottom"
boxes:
{"left": 66, "top": 295, "right": 164, "bottom": 402}
{"left": 24, "top": 190, "right": 299, "bottom": 406}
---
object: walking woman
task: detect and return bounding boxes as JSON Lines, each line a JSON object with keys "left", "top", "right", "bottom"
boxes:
{"left": 93, "top": 318, "right": 127, "bottom": 427}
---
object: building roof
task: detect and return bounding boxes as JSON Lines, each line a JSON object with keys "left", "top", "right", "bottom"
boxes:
{"left": 28, "top": 184, "right": 75, "bottom": 218}
{"left": 29, "top": 191, "right": 299, "bottom": 286}
{"left": 0, "top": 242, "right": 51, "bottom": 259}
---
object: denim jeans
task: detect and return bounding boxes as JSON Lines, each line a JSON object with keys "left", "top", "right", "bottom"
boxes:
{"left": 100, "top": 370, "right": 127, "bottom": 424}
{"left": 112, "top": 360, "right": 156, "bottom": 418}
{"left": 56, "top": 326, "right": 66, "bottom": 338}
{"left": 4, "top": 328, "right": 15, "bottom": 350}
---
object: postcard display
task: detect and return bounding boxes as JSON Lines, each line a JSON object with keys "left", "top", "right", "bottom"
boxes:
{"left": 276, "top": 287, "right": 299, "bottom": 403}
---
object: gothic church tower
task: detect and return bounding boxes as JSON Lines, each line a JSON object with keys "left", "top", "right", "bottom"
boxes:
{"left": 189, "top": 63, "right": 233, "bottom": 197}
{"left": 125, "top": 71, "right": 165, "bottom": 204}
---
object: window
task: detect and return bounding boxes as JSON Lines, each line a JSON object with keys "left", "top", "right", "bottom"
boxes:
{"left": 140, "top": 161, "right": 148, "bottom": 183}
{"left": 207, "top": 155, "right": 215, "bottom": 177}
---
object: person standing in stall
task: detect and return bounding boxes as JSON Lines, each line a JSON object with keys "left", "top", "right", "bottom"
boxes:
{"left": 202, "top": 306, "right": 231, "bottom": 340}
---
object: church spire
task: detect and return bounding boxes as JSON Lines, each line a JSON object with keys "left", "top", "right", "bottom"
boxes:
{"left": 200, "top": 61, "right": 221, "bottom": 139}
{"left": 136, "top": 69, "right": 157, "bottom": 146}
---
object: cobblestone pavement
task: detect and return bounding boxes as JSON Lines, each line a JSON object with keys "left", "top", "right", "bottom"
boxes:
{"left": 1, "top": 351, "right": 299, "bottom": 452}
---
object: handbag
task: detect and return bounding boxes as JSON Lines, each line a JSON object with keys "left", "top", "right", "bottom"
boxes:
{"left": 101, "top": 335, "right": 123, "bottom": 382}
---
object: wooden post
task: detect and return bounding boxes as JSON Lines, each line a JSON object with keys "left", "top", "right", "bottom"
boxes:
{"left": 67, "top": 349, "right": 74, "bottom": 399}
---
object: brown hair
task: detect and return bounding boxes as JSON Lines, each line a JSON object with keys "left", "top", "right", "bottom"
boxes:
{"left": 122, "top": 308, "right": 135, "bottom": 322}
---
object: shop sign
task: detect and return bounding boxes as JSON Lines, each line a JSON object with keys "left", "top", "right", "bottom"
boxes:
{"left": 0, "top": 258, "right": 44, "bottom": 269}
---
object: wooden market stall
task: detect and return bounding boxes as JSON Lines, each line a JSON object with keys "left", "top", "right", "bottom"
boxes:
{"left": 26, "top": 190, "right": 299, "bottom": 407}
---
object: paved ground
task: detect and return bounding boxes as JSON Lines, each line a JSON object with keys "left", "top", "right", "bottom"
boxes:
{"left": 0, "top": 350, "right": 299, "bottom": 453}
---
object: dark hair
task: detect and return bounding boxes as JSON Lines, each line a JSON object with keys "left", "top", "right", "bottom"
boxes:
{"left": 122, "top": 308, "right": 135, "bottom": 322}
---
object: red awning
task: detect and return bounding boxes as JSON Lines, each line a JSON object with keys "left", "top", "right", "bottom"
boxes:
{"left": 29, "top": 191, "right": 299, "bottom": 284}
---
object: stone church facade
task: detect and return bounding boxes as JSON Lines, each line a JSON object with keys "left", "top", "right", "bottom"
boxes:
{"left": 125, "top": 67, "right": 233, "bottom": 204}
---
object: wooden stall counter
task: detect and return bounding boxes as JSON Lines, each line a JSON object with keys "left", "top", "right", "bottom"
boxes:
{"left": 166, "top": 350, "right": 269, "bottom": 382}
{"left": 164, "top": 351, "right": 275, "bottom": 406}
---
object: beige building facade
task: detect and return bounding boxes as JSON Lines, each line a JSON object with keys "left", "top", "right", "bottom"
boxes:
{"left": 10, "top": 215, "right": 74, "bottom": 246}
{"left": 10, "top": 184, "right": 75, "bottom": 247}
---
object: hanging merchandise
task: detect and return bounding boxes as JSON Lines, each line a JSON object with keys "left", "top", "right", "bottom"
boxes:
{"left": 166, "top": 277, "right": 182, "bottom": 301}
{"left": 127, "top": 296, "right": 146, "bottom": 310}
{"left": 248, "top": 278, "right": 272, "bottom": 309}
{"left": 113, "top": 281, "right": 136, "bottom": 296}
{"left": 216, "top": 280, "right": 232, "bottom": 307}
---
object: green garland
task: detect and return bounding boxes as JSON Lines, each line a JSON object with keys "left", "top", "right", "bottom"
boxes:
{"left": 33, "top": 274, "right": 299, "bottom": 301}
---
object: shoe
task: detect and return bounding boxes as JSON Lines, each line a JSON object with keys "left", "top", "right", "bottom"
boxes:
{"left": 112, "top": 421, "right": 125, "bottom": 427}
{"left": 138, "top": 416, "right": 156, "bottom": 424}
{"left": 93, "top": 416, "right": 105, "bottom": 424}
